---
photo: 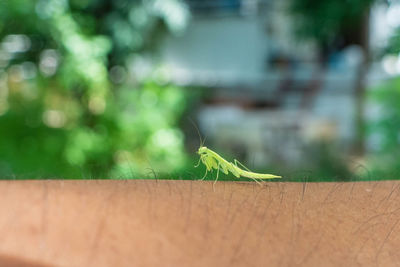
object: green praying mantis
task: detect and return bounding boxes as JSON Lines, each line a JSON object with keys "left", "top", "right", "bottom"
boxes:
{"left": 191, "top": 119, "right": 281, "bottom": 184}
{"left": 196, "top": 146, "right": 281, "bottom": 185}
{"left": 189, "top": 119, "right": 282, "bottom": 185}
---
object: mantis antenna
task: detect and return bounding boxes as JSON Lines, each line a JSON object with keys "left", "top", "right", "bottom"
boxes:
{"left": 188, "top": 117, "right": 207, "bottom": 148}
{"left": 188, "top": 117, "right": 207, "bottom": 168}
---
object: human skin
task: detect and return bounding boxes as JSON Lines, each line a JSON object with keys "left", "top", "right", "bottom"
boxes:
{"left": 0, "top": 180, "right": 399, "bottom": 266}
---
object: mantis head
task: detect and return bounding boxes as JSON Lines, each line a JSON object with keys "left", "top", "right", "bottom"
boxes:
{"left": 197, "top": 146, "right": 208, "bottom": 155}
{"left": 194, "top": 146, "right": 208, "bottom": 168}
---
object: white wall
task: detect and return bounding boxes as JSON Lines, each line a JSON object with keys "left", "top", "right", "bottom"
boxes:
{"left": 161, "top": 16, "right": 268, "bottom": 78}
{"left": 160, "top": 0, "right": 316, "bottom": 85}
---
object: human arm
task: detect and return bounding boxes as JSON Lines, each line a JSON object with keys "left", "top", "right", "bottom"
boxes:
{"left": 0, "top": 179, "right": 399, "bottom": 266}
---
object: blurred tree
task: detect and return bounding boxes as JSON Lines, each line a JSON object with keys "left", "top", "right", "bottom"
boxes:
{"left": 0, "top": 0, "right": 190, "bottom": 178}
{"left": 289, "top": 0, "right": 373, "bottom": 58}
{"left": 289, "top": 0, "right": 375, "bottom": 155}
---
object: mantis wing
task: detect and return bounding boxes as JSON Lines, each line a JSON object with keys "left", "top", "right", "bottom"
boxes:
{"left": 220, "top": 163, "right": 229, "bottom": 175}
{"left": 205, "top": 156, "right": 218, "bottom": 171}
{"left": 201, "top": 155, "right": 218, "bottom": 171}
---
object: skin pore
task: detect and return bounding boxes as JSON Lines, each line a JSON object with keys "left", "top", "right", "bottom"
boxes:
{"left": 0, "top": 179, "right": 399, "bottom": 266}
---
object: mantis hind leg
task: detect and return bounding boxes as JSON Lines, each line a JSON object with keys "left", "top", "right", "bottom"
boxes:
{"left": 251, "top": 178, "right": 263, "bottom": 186}
{"left": 233, "top": 159, "right": 263, "bottom": 186}
{"left": 234, "top": 159, "right": 251, "bottom": 172}
{"left": 213, "top": 163, "right": 220, "bottom": 186}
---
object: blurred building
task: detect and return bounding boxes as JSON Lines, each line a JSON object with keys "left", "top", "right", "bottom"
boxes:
{"left": 157, "top": 0, "right": 392, "bottom": 167}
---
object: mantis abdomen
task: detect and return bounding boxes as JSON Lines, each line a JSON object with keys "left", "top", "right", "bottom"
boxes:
{"left": 236, "top": 169, "right": 281, "bottom": 179}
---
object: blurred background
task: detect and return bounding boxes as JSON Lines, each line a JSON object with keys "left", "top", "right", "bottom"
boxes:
{"left": 1, "top": 0, "right": 400, "bottom": 181}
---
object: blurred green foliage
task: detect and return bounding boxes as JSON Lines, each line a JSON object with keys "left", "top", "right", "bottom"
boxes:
{"left": 0, "top": 0, "right": 190, "bottom": 178}
{"left": 368, "top": 78, "right": 400, "bottom": 179}
{"left": 384, "top": 27, "right": 400, "bottom": 56}
{"left": 289, "top": 0, "right": 373, "bottom": 50}
{"left": 366, "top": 2, "right": 400, "bottom": 180}
{"left": 370, "top": 80, "right": 400, "bottom": 152}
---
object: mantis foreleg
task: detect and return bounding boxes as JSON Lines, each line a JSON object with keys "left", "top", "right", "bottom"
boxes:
{"left": 194, "top": 157, "right": 202, "bottom": 168}
{"left": 201, "top": 168, "right": 208, "bottom": 180}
